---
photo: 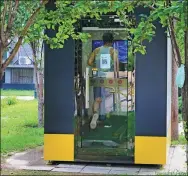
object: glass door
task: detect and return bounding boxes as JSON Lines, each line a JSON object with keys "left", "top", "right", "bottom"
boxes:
{"left": 75, "top": 28, "right": 135, "bottom": 162}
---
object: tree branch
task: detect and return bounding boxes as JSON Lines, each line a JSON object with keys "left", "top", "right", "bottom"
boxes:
{"left": 166, "top": 0, "right": 182, "bottom": 66}
{"left": 6, "top": 0, "right": 19, "bottom": 40}
{"left": 22, "top": 45, "right": 34, "bottom": 64}
{"left": 168, "top": 19, "right": 182, "bottom": 66}
{"left": 40, "top": 40, "right": 44, "bottom": 61}
{"left": 1, "top": 0, "right": 8, "bottom": 46}
{"left": 168, "top": 28, "right": 179, "bottom": 67}
{"left": 7, "top": 0, "right": 14, "bottom": 29}
{"left": 7, "top": 38, "right": 14, "bottom": 47}
{"left": 2, "top": 0, "right": 48, "bottom": 70}
{"left": 140, "top": 1, "right": 180, "bottom": 21}
{"left": 1, "top": 0, "right": 7, "bottom": 29}
{"left": 30, "top": 41, "right": 40, "bottom": 96}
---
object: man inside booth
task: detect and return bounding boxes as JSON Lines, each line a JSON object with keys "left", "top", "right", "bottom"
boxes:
{"left": 87, "top": 32, "right": 135, "bottom": 129}
{"left": 87, "top": 32, "right": 119, "bottom": 129}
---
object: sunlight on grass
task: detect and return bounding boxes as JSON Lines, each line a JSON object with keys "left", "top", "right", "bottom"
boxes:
{"left": 1, "top": 89, "right": 34, "bottom": 96}
{"left": 1, "top": 99, "right": 43, "bottom": 154}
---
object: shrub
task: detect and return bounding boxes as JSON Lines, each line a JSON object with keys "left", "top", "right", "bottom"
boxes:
{"left": 2, "top": 97, "right": 18, "bottom": 106}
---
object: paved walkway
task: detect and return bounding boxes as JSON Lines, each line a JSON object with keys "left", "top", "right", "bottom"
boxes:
{"left": 1, "top": 96, "right": 34, "bottom": 100}
{"left": 4, "top": 145, "right": 187, "bottom": 175}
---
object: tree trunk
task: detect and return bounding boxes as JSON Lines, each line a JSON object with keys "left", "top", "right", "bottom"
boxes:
{"left": 34, "top": 65, "right": 44, "bottom": 127}
{"left": 171, "top": 54, "right": 179, "bottom": 140}
{"left": 0, "top": 45, "right": 5, "bottom": 80}
{"left": 0, "top": 67, "right": 4, "bottom": 81}
{"left": 31, "top": 40, "right": 44, "bottom": 128}
{"left": 38, "top": 95, "right": 44, "bottom": 128}
{"left": 38, "top": 71, "right": 44, "bottom": 127}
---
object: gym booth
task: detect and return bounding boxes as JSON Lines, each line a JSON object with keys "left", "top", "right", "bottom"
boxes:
{"left": 44, "top": 4, "right": 172, "bottom": 165}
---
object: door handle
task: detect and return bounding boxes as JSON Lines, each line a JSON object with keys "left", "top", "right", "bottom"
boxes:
{"left": 85, "top": 67, "right": 90, "bottom": 109}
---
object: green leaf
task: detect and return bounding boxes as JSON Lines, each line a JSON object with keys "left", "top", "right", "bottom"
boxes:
{"left": 63, "top": 35, "right": 69, "bottom": 39}
{"left": 127, "top": 5, "right": 134, "bottom": 12}
{"left": 47, "top": 24, "right": 51, "bottom": 29}
{"left": 129, "top": 28, "right": 135, "bottom": 34}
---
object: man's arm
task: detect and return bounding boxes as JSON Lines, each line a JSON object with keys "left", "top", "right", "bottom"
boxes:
{"left": 111, "top": 48, "right": 119, "bottom": 73}
{"left": 111, "top": 48, "right": 118, "bottom": 61}
{"left": 87, "top": 50, "right": 95, "bottom": 66}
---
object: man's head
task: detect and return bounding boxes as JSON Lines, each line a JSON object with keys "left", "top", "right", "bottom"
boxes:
{"left": 102, "top": 32, "right": 114, "bottom": 45}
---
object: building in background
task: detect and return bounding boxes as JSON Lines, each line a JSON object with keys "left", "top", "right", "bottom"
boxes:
{"left": 2, "top": 43, "right": 35, "bottom": 90}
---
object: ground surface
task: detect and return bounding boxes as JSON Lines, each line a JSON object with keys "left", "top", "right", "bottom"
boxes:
{"left": 1, "top": 95, "right": 34, "bottom": 100}
{"left": 1, "top": 89, "right": 34, "bottom": 96}
{"left": 1, "top": 93, "right": 187, "bottom": 175}
{"left": 1, "top": 169, "right": 187, "bottom": 176}
{"left": 1, "top": 169, "right": 97, "bottom": 175}
{"left": 1, "top": 99, "right": 43, "bottom": 154}
{"left": 2, "top": 145, "right": 187, "bottom": 175}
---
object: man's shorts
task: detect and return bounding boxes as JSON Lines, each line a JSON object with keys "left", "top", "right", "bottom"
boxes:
{"left": 93, "top": 71, "right": 107, "bottom": 99}
{"left": 94, "top": 87, "right": 105, "bottom": 99}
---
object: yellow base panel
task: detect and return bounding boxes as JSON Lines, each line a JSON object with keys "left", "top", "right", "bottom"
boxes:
{"left": 44, "top": 134, "right": 74, "bottom": 161}
{"left": 135, "top": 136, "right": 167, "bottom": 165}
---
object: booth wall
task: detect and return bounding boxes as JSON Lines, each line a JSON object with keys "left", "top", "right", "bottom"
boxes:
{"left": 44, "top": 3, "right": 170, "bottom": 164}
{"left": 134, "top": 7, "right": 169, "bottom": 165}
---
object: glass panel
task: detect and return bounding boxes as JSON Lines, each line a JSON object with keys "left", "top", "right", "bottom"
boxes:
{"left": 75, "top": 27, "right": 135, "bottom": 162}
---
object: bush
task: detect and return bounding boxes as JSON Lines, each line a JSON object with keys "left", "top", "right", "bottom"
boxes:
{"left": 2, "top": 97, "right": 18, "bottom": 107}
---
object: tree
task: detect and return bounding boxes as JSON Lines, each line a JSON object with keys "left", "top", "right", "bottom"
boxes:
{"left": 23, "top": 38, "right": 44, "bottom": 127}
{"left": 23, "top": 0, "right": 139, "bottom": 127}
{"left": 43, "top": 1, "right": 138, "bottom": 49}
{"left": 43, "top": 0, "right": 187, "bottom": 136}
{"left": 31, "top": 40, "right": 44, "bottom": 127}
{"left": 23, "top": 7, "right": 46, "bottom": 127}
{"left": 1, "top": 0, "right": 187, "bottom": 138}
{"left": 0, "top": 0, "right": 48, "bottom": 80}
{"left": 128, "top": 0, "right": 187, "bottom": 141}
{"left": 0, "top": 0, "right": 139, "bottom": 127}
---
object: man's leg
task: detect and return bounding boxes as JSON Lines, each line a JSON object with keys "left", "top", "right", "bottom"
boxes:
{"left": 99, "top": 87, "right": 106, "bottom": 120}
{"left": 90, "top": 87, "right": 102, "bottom": 129}
{"left": 90, "top": 97, "right": 101, "bottom": 129}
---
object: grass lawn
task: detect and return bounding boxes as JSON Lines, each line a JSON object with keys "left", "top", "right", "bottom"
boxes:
{"left": 1, "top": 99, "right": 187, "bottom": 176}
{"left": 1, "top": 98, "right": 43, "bottom": 155}
{"left": 1, "top": 96, "right": 185, "bottom": 155}
{"left": 1, "top": 89, "right": 34, "bottom": 96}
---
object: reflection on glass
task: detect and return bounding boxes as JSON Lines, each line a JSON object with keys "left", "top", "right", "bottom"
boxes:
{"left": 92, "top": 40, "right": 128, "bottom": 64}
{"left": 75, "top": 30, "right": 135, "bottom": 162}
